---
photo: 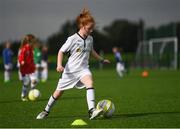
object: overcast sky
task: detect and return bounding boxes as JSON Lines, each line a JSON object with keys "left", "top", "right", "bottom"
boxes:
{"left": 0, "top": 0, "right": 180, "bottom": 42}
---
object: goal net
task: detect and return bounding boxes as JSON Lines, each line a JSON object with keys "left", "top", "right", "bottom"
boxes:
{"left": 135, "top": 37, "right": 178, "bottom": 69}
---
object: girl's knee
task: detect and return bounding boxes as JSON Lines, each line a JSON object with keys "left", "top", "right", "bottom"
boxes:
{"left": 84, "top": 79, "right": 93, "bottom": 87}
{"left": 31, "top": 80, "right": 37, "bottom": 85}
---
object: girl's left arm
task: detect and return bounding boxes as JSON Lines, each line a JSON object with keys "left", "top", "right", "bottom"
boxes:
{"left": 91, "top": 49, "right": 110, "bottom": 64}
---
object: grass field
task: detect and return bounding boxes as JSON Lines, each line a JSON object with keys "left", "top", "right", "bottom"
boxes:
{"left": 0, "top": 69, "right": 180, "bottom": 128}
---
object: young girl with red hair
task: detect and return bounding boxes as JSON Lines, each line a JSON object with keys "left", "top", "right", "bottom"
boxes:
{"left": 36, "top": 9, "right": 110, "bottom": 120}
{"left": 18, "top": 34, "right": 38, "bottom": 101}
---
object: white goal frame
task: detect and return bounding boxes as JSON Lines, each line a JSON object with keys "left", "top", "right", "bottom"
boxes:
{"left": 148, "top": 37, "right": 178, "bottom": 69}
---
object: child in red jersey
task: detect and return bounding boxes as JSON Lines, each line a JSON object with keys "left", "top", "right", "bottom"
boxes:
{"left": 18, "top": 34, "right": 38, "bottom": 101}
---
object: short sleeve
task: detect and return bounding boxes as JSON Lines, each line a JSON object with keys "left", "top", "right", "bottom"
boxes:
{"left": 60, "top": 37, "right": 73, "bottom": 53}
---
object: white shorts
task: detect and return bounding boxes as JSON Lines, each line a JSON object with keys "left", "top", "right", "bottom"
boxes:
{"left": 56, "top": 68, "right": 92, "bottom": 91}
{"left": 117, "top": 62, "right": 125, "bottom": 71}
{"left": 41, "top": 60, "right": 48, "bottom": 68}
{"left": 4, "top": 64, "right": 13, "bottom": 70}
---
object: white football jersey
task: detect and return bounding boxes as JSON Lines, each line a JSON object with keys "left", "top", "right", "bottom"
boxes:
{"left": 60, "top": 33, "right": 93, "bottom": 73}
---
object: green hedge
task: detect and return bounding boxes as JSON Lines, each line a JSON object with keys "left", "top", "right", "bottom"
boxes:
{"left": 1, "top": 52, "right": 180, "bottom": 70}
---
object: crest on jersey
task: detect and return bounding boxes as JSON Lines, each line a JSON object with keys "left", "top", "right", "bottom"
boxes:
{"left": 76, "top": 48, "right": 81, "bottom": 52}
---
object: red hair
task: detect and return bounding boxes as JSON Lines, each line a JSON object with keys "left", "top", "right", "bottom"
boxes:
{"left": 20, "top": 34, "right": 37, "bottom": 48}
{"left": 76, "top": 8, "right": 95, "bottom": 29}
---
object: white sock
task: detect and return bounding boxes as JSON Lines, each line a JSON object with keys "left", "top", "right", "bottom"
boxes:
{"left": 117, "top": 70, "right": 123, "bottom": 77}
{"left": 4, "top": 70, "right": 10, "bottom": 81}
{"left": 86, "top": 88, "right": 95, "bottom": 111}
{"left": 21, "top": 85, "right": 28, "bottom": 98}
{"left": 41, "top": 68, "right": 48, "bottom": 81}
{"left": 35, "top": 70, "right": 39, "bottom": 82}
{"left": 45, "top": 95, "right": 56, "bottom": 112}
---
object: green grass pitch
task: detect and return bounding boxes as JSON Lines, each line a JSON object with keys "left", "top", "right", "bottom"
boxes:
{"left": 0, "top": 69, "right": 180, "bottom": 128}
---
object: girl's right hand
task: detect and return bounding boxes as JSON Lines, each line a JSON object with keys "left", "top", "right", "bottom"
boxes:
{"left": 56, "top": 65, "right": 64, "bottom": 73}
{"left": 21, "top": 61, "right": 25, "bottom": 66}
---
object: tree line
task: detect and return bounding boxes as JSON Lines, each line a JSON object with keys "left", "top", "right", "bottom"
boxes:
{"left": 0, "top": 19, "right": 180, "bottom": 55}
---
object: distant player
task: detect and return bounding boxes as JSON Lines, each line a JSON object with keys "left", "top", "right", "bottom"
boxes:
{"left": 112, "top": 47, "right": 125, "bottom": 77}
{"left": 2, "top": 41, "right": 13, "bottom": 83}
{"left": 33, "top": 42, "right": 42, "bottom": 81}
{"left": 18, "top": 34, "right": 38, "bottom": 101}
{"left": 36, "top": 8, "right": 110, "bottom": 120}
{"left": 41, "top": 45, "right": 48, "bottom": 82}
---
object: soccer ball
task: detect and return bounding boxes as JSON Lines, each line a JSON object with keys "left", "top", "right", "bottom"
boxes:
{"left": 96, "top": 99, "right": 115, "bottom": 118}
{"left": 28, "top": 89, "right": 41, "bottom": 101}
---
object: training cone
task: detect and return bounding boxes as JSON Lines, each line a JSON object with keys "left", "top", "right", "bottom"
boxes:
{"left": 71, "top": 119, "right": 87, "bottom": 126}
{"left": 142, "top": 70, "right": 149, "bottom": 78}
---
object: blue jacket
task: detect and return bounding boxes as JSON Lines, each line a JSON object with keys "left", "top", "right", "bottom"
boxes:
{"left": 114, "top": 52, "right": 123, "bottom": 63}
{"left": 2, "top": 48, "right": 13, "bottom": 64}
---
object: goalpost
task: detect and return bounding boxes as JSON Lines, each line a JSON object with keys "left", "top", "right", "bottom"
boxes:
{"left": 135, "top": 37, "right": 178, "bottom": 69}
